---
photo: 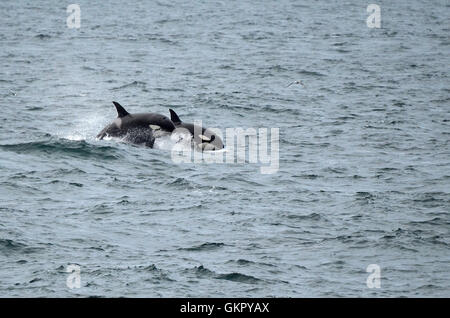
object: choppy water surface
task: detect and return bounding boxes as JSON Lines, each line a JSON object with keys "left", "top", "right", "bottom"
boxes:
{"left": 0, "top": 0, "right": 449, "bottom": 297}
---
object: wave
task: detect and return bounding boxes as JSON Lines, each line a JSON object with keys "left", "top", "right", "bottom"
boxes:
{"left": 179, "top": 242, "right": 225, "bottom": 251}
{"left": 190, "top": 265, "right": 262, "bottom": 284}
{"left": 0, "top": 139, "right": 122, "bottom": 160}
{"left": 226, "top": 259, "right": 277, "bottom": 268}
{"left": 0, "top": 239, "right": 42, "bottom": 255}
{"left": 216, "top": 272, "right": 262, "bottom": 284}
{"left": 110, "top": 80, "right": 147, "bottom": 91}
{"left": 35, "top": 34, "right": 51, "bottom": 40}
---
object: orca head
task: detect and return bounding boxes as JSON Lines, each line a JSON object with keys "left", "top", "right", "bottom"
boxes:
{"left": 197, "top": 129, "right": 224, "bottom": 151}
{"left": 96, "top": 101, "right": 130, "bottom": 139}
{"left": 169, "top": 109, "right": 224, "bottom": 151}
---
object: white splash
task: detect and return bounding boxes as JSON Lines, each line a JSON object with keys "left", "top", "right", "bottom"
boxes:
{"left": 58, "top": 111, "right": 109, "bottom": 142}
{"left": 154, "top": 130, "right": 192, "bottom": 151}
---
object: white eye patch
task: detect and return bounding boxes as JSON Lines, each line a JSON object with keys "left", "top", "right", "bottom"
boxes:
{"left": 199, "top": 134, "right": 211, "bottom": 142}
{"left": 149, "top": 124, "right": 161, "bottom": 130}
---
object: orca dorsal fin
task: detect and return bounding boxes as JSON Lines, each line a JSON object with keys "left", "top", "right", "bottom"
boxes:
{"left": 113, "top": 101, "right": 130, "bottom": 118}
{"left": 169, "top": 109, "right": 182, "bottom": 124}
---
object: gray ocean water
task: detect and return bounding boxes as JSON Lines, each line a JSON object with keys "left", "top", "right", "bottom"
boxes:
{"left": 1, "top": 0, "right": 449, "bottom": 297}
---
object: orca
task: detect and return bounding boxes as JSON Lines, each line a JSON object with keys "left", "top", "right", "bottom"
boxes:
{"left": 169, "top": 109, "right": 224, "bottom": 151}
{"left": 96, "top": 102, "right": 175, "bottom": 147}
